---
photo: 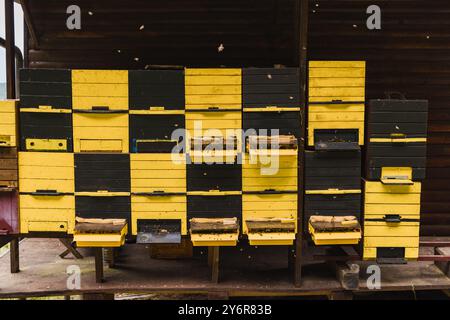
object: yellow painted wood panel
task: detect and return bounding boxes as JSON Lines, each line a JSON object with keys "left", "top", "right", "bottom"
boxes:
{"left": 309, "top": 68, "right": 365, "bottom": 78}
{"left": 242, "top": 177, "right": 297, "bottom": 186}
{"left": 308, "top": 112, "right": 364, "bottom": 122}
{"left": 19, "top": 179, "right": 74, "bottom": 193}
{"left": 72, "top": 83, "right": 128, "bottom": 97}
{"left": 131, "top": 195, "right": 187, "bottom": 235}
{"left": 79, "top": 139, "right": 123, "bottom": 152}
{"left": 131, "top": 202, "right": 186, "bottom": 212}
{"left": 243, "top": 185, "right": 297, "bottom": 192}
{"left": 131, "top": 169, "right": 185, "bottom": 179}
{"left": 308, "top": 104, "right": 364, "bottom": 112}
{"left": 185, "top": 68, "right": 241, "bottom": 76}
{"left": 364, "top": 223, "right": 420, "bottom": 237}
{"left": 363, "top": 247, "right": 419, "bottom": 260}
{"left": 131, "top": 195, "right": 186, "bottom": 204}
{"left": 309, "top": 61, "right": 366, "bottom": 68}
{"left": 309, "top": 96, "right": 364, "bottom": 103}
{"left": 20, "top": 208, "right": 75, "bottom": 234}
{"left": 242, "top": 167, "right": 297, "bottom": 178}
{"left": 0, "top": 112, "right": 15, "bottom": 124}
{"left": 19, "top": 195, "right": 75, "bottom": 209}
{"left": 365, "top": 181, "right": 421, "bottom": 194}
{"left": 364, "top": 203, "right": 421, "bottom": 216}
{"left": 309, "top": 77, "right": 365, "bottom": 87}
{"left": 185, "top": 75, "right": 241, "bottom": 86}
{"left": 73, "top": 113, "right": 128, "bottom": 127}
{"left": 131, "top": 179, "right": 185, "bottom": 188}
{"left": 72, "top": 97, "right": 128, "bottom": 110}
{"left": 19, "top": 152, "right": 74, "bottom": 166}
{"left": 309, "top": 87, "right": 365, "bottom": 98}
{"left": 27, "top": 221, "right": 69, "bottom": 233}
{"left": 20, "top": 208, "right": 75, "bottom": 220}
{"left": 185, "top": 85, "right": 241, "bottom": 95}
{"left": 131, "top": 160, "right": 186, "bottom": 170}
{"left": 73, "top": 114, "right": 128, "bottom": 153}
{"left": 186, "top": 120, "right": 242, "bottom": 132}
{"left": 0, "top": 124, "right": 16, "bottom": 147}
{"left": 0, "top": 99, "right": 17, "bottom": 112}
{"left": 186, "top": 94, "right": 241, "bottom": 105}
{"left": 72, "top": 70, "right": 128, "bottom": 83}
{"left": 19, "top": 165, "right": 74, "bottom": 180}
{"left": 365, "top": 193, "right": 421, "bottom": 204}
{"left": 0, "top": 124, "right": 16, "bottom": 134}
{"left": 186, "top": 112, "right": 241, "bottom": 120}
{"left": 364, "top": 236, "right": 419, "bottom": 248}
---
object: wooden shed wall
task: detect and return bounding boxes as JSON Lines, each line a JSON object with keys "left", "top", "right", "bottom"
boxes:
{"left": 22, "top": 0, "right": 450, "bottom": 236}
{"left": 26, "top": 0, "right": 298, "bottom": 68}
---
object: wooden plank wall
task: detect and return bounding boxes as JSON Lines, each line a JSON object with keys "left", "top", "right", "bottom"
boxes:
{"left": 26, "top": 0, "right": 297, "bottom": 68}
{"left": 23, "top": 0, "right": 450, "bottom": 236}
{"left": 308, "top": 0, "right": 450, "bottom": 236}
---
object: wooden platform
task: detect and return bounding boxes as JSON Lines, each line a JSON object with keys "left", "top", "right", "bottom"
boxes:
{"left": 0, "top": 238, "right": 449, "bottom": 298}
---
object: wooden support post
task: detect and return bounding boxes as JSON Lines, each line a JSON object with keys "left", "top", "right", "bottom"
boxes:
{"left": 59, "top": 239, "right": 83, "bottom": 259}
{"left": 207, "top": 247, "right": 213, "bottom": 267}
{"left": 10, "top": 238, "right": 19, "bottom": 273}
{"left": 5, "top": 0, "right": 16, "bottom": 99}
{"left": 294, "top": 236, "right": 302, "bottom": 286}
{"left": 208, "top": 246, "right": 220, "bottom": 283}
{"left": 103, "top": 248, "right": 116, "bottom": 268}
{"left": 288, "top": 245, "right": 294, "bottom": 271}
{"left": 293, "top": 0, "right": 309, "bottom": 288}
{"left": 94, "top": 248, "right": 104, "bottom": 283}
{"left": 435, "top": 247, "right": 450, "bottom": 277}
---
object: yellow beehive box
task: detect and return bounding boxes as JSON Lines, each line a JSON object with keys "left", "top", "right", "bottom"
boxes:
{"left": 18, "top": 152, "right": 75, "bottom": 234}
{"left": 72, "top": 70, "right": 128, "bottom": 110}
{"left": 242, "top": 154, "right": 298, "bottom": 192}
{"left": 131, "top": 194, "right": 187, "bottom": 236}
{"left": 72, "top": 112, "right": 129, "bottom": 153}
{"left": 130, "top": 153, "right": 186, "bottom": 193}
{"left": 308, "top": 61, "right": 365, "bottom": 147}
{"left": 242, "top": 193, "right": 297, "bottom": 245}
{"left": 363, "top": 181, "right": 421, "bottom": 261}
{"left": 185, "top": 68, "right": 241, "bottom": 111}
{"left": 0, "top": 100, "right": 18, "bottom": 147}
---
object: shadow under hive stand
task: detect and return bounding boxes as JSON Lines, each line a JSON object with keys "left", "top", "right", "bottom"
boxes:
{"left": 305, "top": 61, "right": 366, "bottom": 246}
{"left": 363, "top": 99, "right": 428, "bottom": 263}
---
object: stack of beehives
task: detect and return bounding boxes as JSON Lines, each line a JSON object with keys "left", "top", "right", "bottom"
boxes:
{"left": 305, "top": 61, "right": 366, "bottom": 245}
{"left": 363, "top": 99, "right": 428, "bottom": 262}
